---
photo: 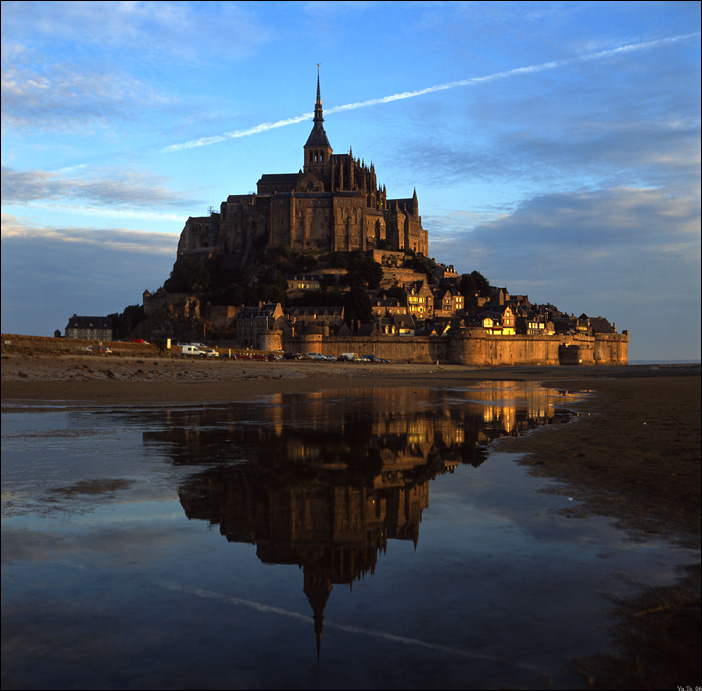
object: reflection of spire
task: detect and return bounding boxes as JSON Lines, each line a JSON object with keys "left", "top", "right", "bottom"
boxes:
{"left": 303, "top": 569, "right": 333, "bottom": 671}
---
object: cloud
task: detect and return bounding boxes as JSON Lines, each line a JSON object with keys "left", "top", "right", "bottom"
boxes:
{"left": 402, "top": 116, "right": 701, "bottom": 192}
{"left": 429, "top": 186, "right": 700, "bottom": 278}
{"left": 1, "top": 44, "right": 173, "bottom": 131}
{"left": 0, "top": 1, "right": 271, "bottom": 65}
{"left": 1, "top": 166, "right": 200, "bottom": 210}
{"left": 1, "top": 214, "right": 179, "bottom": 256}
{"left": 1, "top": 216, "right": 178, "bottom": 335}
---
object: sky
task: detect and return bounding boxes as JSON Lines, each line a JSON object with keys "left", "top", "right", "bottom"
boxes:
{"left": 1, "top": 1, "right": 700, "bottom": 362}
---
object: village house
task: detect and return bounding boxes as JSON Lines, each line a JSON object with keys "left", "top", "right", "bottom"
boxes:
{"left": 286, "top": 275, "right": 322, "bottom": 296}
{"left": 65, "top": 315, "right": 113, "bottom": 341}
{"left": 371, "top": 298, "right": 407, "bottom": 318}
{"left": 433, "top": 289, "right": 464, "bottom": 318}
{"left": 516, "top": 314, "right": 555, "bottom": 336}
{"left": 377, "top": 314, "right": 416, "bottom": 336}
{"left": 405, "top": 280, "right": 434, "bottom": 319}
{"left": 289, "top": 305, "right": 345, "bottom": 331}
{"left": 236, "top": 303, "right": 285, "bottom": 348}
{"left": 481, "top": 305, "right": 516, "bottom": 336}
{"left": 580, "top": 314, "right": 617, "bottom": 335}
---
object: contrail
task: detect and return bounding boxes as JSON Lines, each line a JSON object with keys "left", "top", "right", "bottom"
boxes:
{"left": 163, "top": 32, "right": 700, "bottom": 153}
{"left": 160, "top": 581, "right": 542, "bottom": 671}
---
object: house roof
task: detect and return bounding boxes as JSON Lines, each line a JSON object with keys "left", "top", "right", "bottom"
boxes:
{"left": 589, "top": 317, "right": 615, "bottom": 334}
{"left": 393, "top": 314, "right": 416, "bottom": 329}
{"left": 290, "top": 306, "right": 343, "bottom": 316}
{"left": 237, "top": 303, "right": 282, "bottom": 319}
{"left": 66, "top": 315, "right": 111, "bottom": 329}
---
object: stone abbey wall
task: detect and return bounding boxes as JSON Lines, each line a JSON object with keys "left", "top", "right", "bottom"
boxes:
{"left": 280, "top": 330, "right": 629, "bottom": 366}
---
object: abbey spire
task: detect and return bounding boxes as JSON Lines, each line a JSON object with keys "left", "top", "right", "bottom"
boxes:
{"left": 314, "top": 64, "right": 323, "bottom": 123}
{"left": 304, "top": 65, "right": 333, "bottom": 173}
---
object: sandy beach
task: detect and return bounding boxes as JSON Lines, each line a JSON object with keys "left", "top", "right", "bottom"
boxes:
{"left": 2, "top": 349, "right": 700, "bottom": 688}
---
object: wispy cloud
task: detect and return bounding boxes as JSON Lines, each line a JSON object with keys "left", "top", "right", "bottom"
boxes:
{"left": 1, "top": 166, "right": 200, "bottom": 210}
{"left": 163, "top": 32, "right": 701, "bottom": 153}
{"left": 0, "top": 1, "right": 271, "bottom": 64}
{"left": 1, "top": 44, "right": 173, "bottom": 131}
{"left": 1, "top": 214, "right": 179, "bottom": 256}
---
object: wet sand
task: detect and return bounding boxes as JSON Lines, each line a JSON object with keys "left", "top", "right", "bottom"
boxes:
{"left": 2, "top": 352, "right": 700, "bottom": 688}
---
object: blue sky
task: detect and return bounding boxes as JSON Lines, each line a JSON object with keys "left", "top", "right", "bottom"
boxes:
{"left": 1, "top": 1, "right": 700, "bottom": 361}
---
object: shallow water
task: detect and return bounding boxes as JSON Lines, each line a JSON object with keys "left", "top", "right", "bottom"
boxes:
{"left": 1, "top": 383, "right": 696, "bottom": 690}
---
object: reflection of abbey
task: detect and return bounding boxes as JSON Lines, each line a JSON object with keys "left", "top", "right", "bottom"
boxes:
{"left": 151, "top": 386, "right": 581, "bottom": 662}
{"left": 178, "top": 72, "right": 428, "bottom": 261}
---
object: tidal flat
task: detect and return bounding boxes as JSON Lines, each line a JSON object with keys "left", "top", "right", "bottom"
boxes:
{"left": 1, "top": 359, "right": 700, "bottom": 689}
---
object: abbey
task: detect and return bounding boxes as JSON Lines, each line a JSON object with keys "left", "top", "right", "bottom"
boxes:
{"left": 177, "top": 73, "right": 429, "bottom": 262}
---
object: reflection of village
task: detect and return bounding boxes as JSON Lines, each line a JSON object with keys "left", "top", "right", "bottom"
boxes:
{"left": 143, "top": 384, "right": 583, "bottom": 660}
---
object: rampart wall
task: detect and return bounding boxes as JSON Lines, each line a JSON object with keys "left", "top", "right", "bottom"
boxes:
{"left": 281, "top": 330, "right": 629, "bottom": 366}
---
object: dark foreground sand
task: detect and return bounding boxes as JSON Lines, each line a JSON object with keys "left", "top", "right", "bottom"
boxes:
{"left": 2, "top": 353, "right": 700, "bottom": 689}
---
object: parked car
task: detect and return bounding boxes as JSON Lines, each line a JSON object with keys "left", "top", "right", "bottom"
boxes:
{"left": 305, "top": 353, "right": 327, "bottom": 361}
{"left": 283, "top": 352, "right": 302, "bottom": 360}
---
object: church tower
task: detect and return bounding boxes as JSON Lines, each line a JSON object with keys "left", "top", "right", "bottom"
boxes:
{"left": 303, "top": 67, "right": 333, "bottom": 176}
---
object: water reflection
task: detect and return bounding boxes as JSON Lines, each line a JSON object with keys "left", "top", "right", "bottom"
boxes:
{"left": 6, "top": 382, "right": 695, "bottom": 689}
{"left": 141, "top": 383, "right": 583, "bottom": 660}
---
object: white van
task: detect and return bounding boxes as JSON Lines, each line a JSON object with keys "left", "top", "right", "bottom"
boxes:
{"left": 180, "top": 345, "right": 208, "bottom": 356}
{"left": 338, "top": 352, "right": 358, "bottom": 361}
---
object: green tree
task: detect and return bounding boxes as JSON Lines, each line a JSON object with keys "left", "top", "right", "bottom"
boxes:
{"left": 292, "top": 253, "right": 318, "bottom": 272}
{"left": 164, "top": 255, "right": 211, "bottom": 293}
{"left": 384, "top": 285, "right": 406, "bottom": 301}
{"left": 346, "top": 252, "right": 383, "bottom": 288}
{"left": 470, "top": 270, "right": 491, "bottom": 297}
{"left": 108, "top": 304, "right": 146, "bottom": 339}
{"left": 458, "top": 273, "right": 477, "bottom": 297}
{"left": 343, "top": 286, "right": 372, "bottom": 325}
{"left": 223, "top": 283, "right": 244, "bottom": 305}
